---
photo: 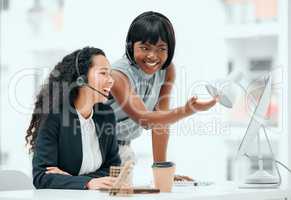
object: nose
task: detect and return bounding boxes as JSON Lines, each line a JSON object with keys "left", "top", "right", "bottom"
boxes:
{"left": 108, "top": 74, "right": 114, "bottom": 87}
{"left": 146, "top": 50, "right": 158, "bottom": 60}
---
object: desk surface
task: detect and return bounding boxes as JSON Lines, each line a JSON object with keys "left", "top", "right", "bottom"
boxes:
{"left": 0, "top": 183, "right": 290, "bottom": 200}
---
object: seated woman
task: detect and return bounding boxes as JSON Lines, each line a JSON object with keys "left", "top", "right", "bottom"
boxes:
{"left": 25, "top": 47, "right": 121, "bottom": 190}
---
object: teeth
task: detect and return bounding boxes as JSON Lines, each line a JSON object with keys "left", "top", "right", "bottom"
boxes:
{"left": 103, "top": 88, "right": 110, "bottom": 93}
{"left": 145, "top": 62, "right": 158, "bottom": 67}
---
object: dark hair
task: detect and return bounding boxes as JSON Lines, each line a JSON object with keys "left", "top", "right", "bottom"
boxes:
{"left": 25, "top": 47, "right": 105, "bottom": 152}
{"left": 126, "top": 11, "right": 176, "bottom": 69}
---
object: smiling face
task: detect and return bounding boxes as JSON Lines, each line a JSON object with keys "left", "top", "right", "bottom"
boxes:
{"left": 133, "top": 39, "right": 168, "bottom": 75}
{"left": 87, "top": 55, "right": 114, "bottom": 103}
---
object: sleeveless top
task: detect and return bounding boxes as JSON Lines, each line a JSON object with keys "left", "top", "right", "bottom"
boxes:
{"left": 106, "top": 57, "right": 167, "bottom": 141}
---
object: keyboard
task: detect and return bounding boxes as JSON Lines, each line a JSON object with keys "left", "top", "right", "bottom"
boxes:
{"left": 174, "top": 180, "right": 214, "bottom": 187}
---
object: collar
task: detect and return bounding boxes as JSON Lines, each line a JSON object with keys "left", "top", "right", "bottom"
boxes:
{"left": 128, "top": 58, "right": 155, "bottom": 80}
{"left": 76, "top": 108, "right": 94, "bottom": 124}
{"left": 132, "top": 64, "right": 155, "bottom": 80}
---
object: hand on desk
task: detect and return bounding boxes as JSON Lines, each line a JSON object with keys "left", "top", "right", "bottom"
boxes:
{"left": 174, "top": 174, "right": 194, "bottom": 182}
{"left": 45, "top": 166, "right": 118, "bottom": 190}
{"left": 46, "top": 167, "right": 72, "bottom": 176}
{"left": 185, "top": 96, "right": 218, "bottom": 113}
{"left": 87, "top": 177, "right": 117, "bottom": 190}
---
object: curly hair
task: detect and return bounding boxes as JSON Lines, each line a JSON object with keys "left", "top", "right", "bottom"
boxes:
{"left": 25, "top": 47, "right": 105, "bottom": 152}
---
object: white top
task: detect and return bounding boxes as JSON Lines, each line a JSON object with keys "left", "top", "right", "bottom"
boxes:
{"left": 76, "top": 109, "right": 102, "bottom": 175}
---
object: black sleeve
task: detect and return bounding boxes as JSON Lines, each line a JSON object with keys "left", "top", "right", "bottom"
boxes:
{"left": 83, "top": 108, "right": 121, "bottom": 178}
{"left": 32, "top": 114, "right": 93, "bottom": 189}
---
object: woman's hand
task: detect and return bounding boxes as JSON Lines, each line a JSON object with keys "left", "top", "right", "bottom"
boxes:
{"left": 174, "top": 174, "right": 194, "bottom": 182}
{"left": 87, "top": 177, "right": 117, "bottom": 190}
{"left": 45, "top": 167, "right": 72, "bottom": 176}
{"left": 185, "top": 96, "right": 218, "bottom": 114}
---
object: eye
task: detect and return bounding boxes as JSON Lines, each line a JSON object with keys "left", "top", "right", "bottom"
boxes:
{"left": 100, "top": 72, "right": 106, "bottom": 75}
{"left": 140, "top": 47, "right": 148, "bottom": 51}
{"left": 160, "top": 48, "right": 167, "bottom": 52}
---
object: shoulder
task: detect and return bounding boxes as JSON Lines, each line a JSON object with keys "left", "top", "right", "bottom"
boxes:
{"left": 111, "top": 57, "right": 133, "bottom": 79}
{"left": 165, "top": 63, "right": 176, "bottom": 83}
{"left": 35, "top": 113, "right": 61, "bottom": 144}
{"left": 111, "top": 57, "right": 135, "bottom": 88}
{"left": 111, "top": 68, "right": 133, "bottom": 98}
{"left": 111, "top": 57, "right": 131, "bottom": 69}
{"left": 39, "top": 113, "right": 60, "bottom": 129}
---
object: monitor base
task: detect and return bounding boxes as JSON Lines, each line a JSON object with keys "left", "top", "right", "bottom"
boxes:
{"left": 239, "top": 170, "right": 280, "bottom": 189}
{"left": 239, "top": 183, "right": 280, "bottom": 189}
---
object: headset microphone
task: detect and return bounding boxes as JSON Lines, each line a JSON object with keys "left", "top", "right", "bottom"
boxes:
{"left": 85, "top": 84, "right": 109, "bottom": 99}
{"left": 75, "top": 50, "right": 109, "bottom": 99}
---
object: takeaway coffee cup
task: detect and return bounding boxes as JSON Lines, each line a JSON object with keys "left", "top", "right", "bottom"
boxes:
{"left": 152, "top": 162, "right": 175, "bottom": 192}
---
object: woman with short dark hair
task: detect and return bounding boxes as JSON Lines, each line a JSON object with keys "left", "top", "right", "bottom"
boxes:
{"left": 108, "top": 11, "right": 217, "bottom": 172}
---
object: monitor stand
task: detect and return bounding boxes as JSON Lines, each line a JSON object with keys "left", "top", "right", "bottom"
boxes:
{"left": 239, "top": 170, "right": 280, "bottom": 188}
{"left": 239, "top": 125, "right": 280, "bottom": 189}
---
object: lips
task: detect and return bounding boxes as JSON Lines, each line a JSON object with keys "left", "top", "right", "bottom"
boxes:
{"left": 144, "top": 60, "right": 160, "bottom": 68}
{"left": 102, "top": 88, "right": 111, "bottom": 96}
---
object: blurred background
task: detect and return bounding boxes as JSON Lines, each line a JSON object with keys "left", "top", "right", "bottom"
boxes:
{"left": 0, "top": 0, "right": 290, "bottom": 186}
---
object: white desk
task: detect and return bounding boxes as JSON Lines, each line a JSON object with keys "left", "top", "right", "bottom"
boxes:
{"left": 0, "top": 183, "right": 290, "bottom": 200}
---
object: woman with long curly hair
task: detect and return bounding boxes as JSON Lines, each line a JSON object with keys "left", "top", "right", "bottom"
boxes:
{"left": 25, "top": 47, "right": 121, "bottom": 190}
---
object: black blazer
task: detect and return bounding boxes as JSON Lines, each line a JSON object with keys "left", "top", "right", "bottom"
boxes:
{"left": 32, "top": 103, "right": 121, "bottom": 189}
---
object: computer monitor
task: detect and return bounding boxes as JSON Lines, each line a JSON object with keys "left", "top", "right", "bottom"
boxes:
{"left": 206, "top": 73, "right": 281, "bottom": 188}
{"left": 236, "top": 75, "right": 280, "bottom": 188}
{"left": 237, "top": 75, "right": 271, "bottom": 156}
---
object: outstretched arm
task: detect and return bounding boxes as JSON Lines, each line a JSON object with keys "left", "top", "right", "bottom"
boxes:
{"left": 110, "top": 68, "right": 217, "bottom": 129}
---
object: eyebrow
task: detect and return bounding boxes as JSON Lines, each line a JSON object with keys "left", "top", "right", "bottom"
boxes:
{"left": 98, "top": 67, "right": 110, "bottom": 71}
{"left": 157, "top": 44, "right": 168, "bottom": 47}
{"left": 141, "top": 42, "right": 168, "bottom": 47}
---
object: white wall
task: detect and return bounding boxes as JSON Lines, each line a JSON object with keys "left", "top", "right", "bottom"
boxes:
{"left": 284, "top": 0, "right": 291, "bottom": 186}
{"left": 288, "top": 0, "right": 291, "bottom": 187}
{"left": 63, "top": 0, "right": 228, "bottom": 182}
{"left": 1, "top": 0, "right": 267, "bottom": 184}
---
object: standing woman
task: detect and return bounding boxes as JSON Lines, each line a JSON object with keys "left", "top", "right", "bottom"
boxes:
{"left": 108, "top": 11, "right": 217, "bottom": 167}
{"left": 25, "top": 47, "right": 121, "bottom": 189}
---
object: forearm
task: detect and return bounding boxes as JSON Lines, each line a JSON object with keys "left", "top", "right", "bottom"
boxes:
{"left": 137, "top": 106, "right": 193, "bottom": 128}
{"left": 33, "top": 170, "right": 92, "bottom": 189}
{"left": 83, "top": 168, "right": 109, "bottom": 178}
{"left": 152, "top": 127, "right": 169, "bottom": 162}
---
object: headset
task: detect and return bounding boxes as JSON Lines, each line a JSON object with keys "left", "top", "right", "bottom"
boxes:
{"left": 75, "top": 50, "right": 109, "bottom": 99}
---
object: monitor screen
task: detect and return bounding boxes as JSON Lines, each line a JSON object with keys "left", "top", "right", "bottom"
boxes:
{"left": 237, "top": 75, "right": 272, "bottom": 157}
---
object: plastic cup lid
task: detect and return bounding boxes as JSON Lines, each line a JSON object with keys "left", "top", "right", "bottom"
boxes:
{"left": 152, "top": 161, "right": 175, "bottom": 168}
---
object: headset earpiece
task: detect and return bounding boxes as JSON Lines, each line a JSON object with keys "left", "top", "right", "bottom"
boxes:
{"left": 125, "top": 41, "right": 135, "bottom": 65}
{"left": 75, "top": 50, "right": 88, "bottom": 86}
{"left": 126, "top": 41, "right": 132, "bottom": 49}
{"left": 76, "top": 75, "right": 87, "bottom": 87}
